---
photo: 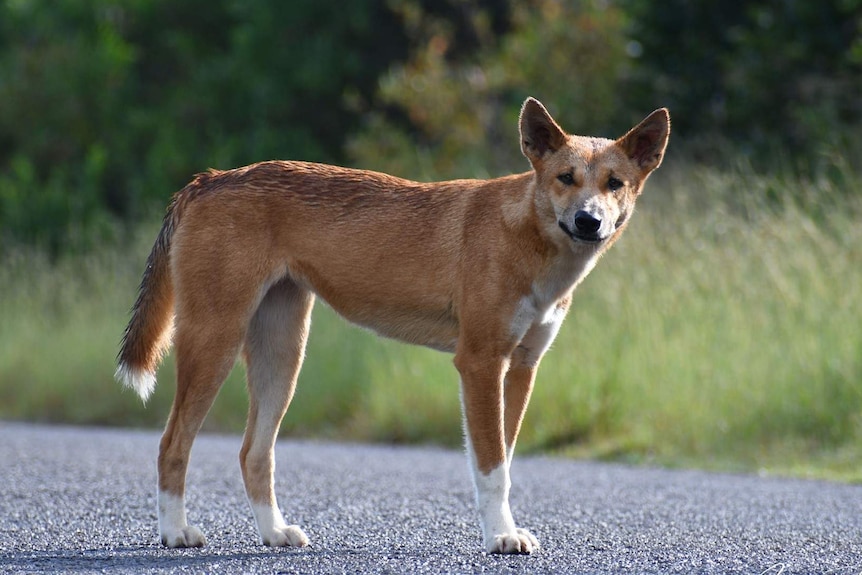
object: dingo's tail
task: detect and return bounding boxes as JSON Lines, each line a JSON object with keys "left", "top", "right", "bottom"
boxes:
{"left": 115, "top": 201, "right": 179, "bottom": 402}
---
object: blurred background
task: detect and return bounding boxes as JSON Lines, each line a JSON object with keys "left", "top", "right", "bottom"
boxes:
{"left": 0, "top": 0, "right": 860, "bottom": 480}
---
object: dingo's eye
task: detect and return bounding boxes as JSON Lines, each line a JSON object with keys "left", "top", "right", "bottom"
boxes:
{"left": 608, "top": 177, "right": 624, "bottom": 191}
{"left": 557, "top": 173, "right": 574, "bottom": 186}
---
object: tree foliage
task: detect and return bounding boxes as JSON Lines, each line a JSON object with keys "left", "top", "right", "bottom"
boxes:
{"left": 622, "top": 0, "right": 862, "bottom": 154}
{"left": 0, "top": 0, "right": 859, "bottom": 251}
{"left": 349, "top": 0, "right": 632, "bottom": 177}
{"left": 0, "top": 0, "right": 409, "bottom": 250}
{"left": 351, "top": 0, "right": 862, "bottom": 176}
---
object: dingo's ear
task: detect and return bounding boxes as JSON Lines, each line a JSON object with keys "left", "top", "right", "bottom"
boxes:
{"left": 618, "top": 108, "right": 670, "bottom": 174}
{"left": 519, "top": 98, "right": 567, "bottom": 165}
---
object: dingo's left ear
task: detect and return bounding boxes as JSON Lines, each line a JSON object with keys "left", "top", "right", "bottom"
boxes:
{"left": 618, "top": 108, "right": 670, "bottom": 174}
{"left": 519, "top": 97, "right": 567, "bottom": 166}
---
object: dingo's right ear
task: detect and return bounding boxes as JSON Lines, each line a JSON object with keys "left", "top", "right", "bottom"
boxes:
{"left": 519, "top": 98, "right": 567, "bottom": 166}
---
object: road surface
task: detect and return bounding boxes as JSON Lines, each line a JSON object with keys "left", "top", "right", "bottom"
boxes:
{"left": 1, "top": 422, "right": 861, "bottom": 574}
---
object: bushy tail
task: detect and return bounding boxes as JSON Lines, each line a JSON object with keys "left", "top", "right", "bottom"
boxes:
{"left": 115, "top": 201, "right": 179, "bottom": 402}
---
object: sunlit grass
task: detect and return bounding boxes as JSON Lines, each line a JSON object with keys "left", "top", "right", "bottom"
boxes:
{"left": 1, "top": 161, "right": 860, "bottom": 480}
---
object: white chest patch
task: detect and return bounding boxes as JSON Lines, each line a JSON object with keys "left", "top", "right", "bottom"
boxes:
{"left": 509, "top": 297, "right": 554, "bottom": 337}
{"left": 507, "top": 250, "right": 600, "bottom": 366}
{"left": 509, "top": 297, "right": 540, "bottom": 342}
{"left": 509, "top": 297, "right": 567, "bottom": 368}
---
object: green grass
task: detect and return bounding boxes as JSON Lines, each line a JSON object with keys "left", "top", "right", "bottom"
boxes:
{"left": 1, "top": 161, "right": 860, "bottom": 481}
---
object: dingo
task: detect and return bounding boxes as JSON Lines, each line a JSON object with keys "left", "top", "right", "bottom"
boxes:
{"left": 116, "top": 98, "right": 669, "bottom": 554}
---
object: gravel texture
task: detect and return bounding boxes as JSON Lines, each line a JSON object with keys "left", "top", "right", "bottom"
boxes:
{"left": 1, "top": 422, "right": 861, "bottom": 574}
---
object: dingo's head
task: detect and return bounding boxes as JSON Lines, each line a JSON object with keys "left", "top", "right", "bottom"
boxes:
{"left": 519, "top": 98, "right": 669, "bottom": 246}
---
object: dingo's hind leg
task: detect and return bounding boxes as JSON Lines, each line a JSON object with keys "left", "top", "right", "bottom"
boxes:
{"left": 240, "top": 278, "right": 314, "bottom": 547}
{"left": 158, "top": 319, "right": 246, "bottom": 548}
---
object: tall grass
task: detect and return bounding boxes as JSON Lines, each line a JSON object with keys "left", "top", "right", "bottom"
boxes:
{"left": 1, "top": 161, "right": 860, "bottom": 479}
{"left": 541, "top": 164, "right": 862, "bottom": 474}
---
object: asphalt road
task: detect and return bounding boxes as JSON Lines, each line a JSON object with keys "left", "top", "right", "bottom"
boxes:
{"left": 2, "top": 422, "right": 861, "bottom": 574}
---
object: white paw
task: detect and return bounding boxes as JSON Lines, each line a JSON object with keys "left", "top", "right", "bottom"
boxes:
{"left": 487, "top": 528, "right": 539, "bottom": 554}
{"left": 262, "top": 525, "right": 309, "bottom": 548}
{"left": 161, "top": 525, "right": 207, "bottom": 548}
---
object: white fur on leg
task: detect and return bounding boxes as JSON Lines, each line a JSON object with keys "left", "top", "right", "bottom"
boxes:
{"left": 250, "top": 502, "right": 309, "bottom": 547}
{"left": 474, "top": 464, "right": 517, "bottom": 548}
{"left": 465, "top": 439, "right": 539, "bottom": 554}
{"left": 158, "top": 490, "right": 207, "bottom": 548}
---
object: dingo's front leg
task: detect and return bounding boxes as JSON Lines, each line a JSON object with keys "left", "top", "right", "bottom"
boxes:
{"left": 456, "top": 351, "right": 538, "bottom": 554}
{"left": 503, "top": 362, "right": 537, "bottom": 466}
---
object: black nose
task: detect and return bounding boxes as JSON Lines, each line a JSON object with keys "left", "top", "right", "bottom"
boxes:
{"left": 574, "top": 210, "right": 601, "bottom": 234}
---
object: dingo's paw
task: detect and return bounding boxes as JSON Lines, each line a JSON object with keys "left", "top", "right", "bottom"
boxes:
{"left": 161, "top": 525, "right": 207, "bottom": 548}
{"left": 262, "top": 525, "right": 309, "bottom": 548}
{"left": 487, "top": 528, "right": 539, "bottom": 554}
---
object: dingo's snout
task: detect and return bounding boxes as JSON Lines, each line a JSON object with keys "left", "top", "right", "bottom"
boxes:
{"left": 559, "top": 209, "right": 605, "bottom": 244}
{"left": 573, "top": 210, "right": 602, "bottom": 238}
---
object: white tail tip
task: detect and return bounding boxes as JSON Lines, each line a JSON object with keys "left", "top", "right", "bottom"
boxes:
{"left": 115, "top": 363, "right": 156, "bottom": 402}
